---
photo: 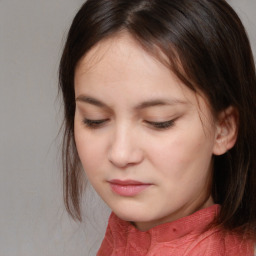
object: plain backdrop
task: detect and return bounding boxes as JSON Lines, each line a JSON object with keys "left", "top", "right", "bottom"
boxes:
{"left": 1, "top": 1, "right": 255, "bottom": 255}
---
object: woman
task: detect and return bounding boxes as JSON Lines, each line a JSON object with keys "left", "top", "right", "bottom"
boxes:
{"left": 59, "top": 0, "right": 256, "bottom": 255}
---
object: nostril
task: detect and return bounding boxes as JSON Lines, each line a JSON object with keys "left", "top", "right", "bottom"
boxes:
{"left": 108, "top": 146, "right": 131, "bottom": 168}
{"left": 108, "top": 146, "right": 144, "bottom": 168}
{"left": 108, "top": 130, "right": 144, "bottom": 168}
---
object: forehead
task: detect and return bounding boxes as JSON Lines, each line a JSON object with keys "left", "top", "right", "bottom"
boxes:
{"left": 75, "top": 33, "right": 183, "bottom": 94}
{"left": 75, "top": 33, "right": 168, "bottom": 78}
{"left": 74, "top": 33, "right": 211, "bottom": 114}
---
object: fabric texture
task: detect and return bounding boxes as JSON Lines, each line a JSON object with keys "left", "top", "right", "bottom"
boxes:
{"left": 97, "top": 205, "right": 254, "bottom": 256}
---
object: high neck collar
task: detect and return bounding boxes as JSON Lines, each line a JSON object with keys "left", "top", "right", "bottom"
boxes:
{"left": 98, "top": 204, "right": 254, "bottom": 256}
{"left": 109, "top": 204, "right": 220, "bottom": 247}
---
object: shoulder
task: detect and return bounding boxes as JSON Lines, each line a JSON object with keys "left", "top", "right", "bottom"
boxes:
{"left": 185, "top": 227, "right": 255, "bottom": 256}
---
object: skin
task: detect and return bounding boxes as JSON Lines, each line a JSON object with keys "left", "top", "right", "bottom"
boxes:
{"left": 74, "top": 33, "right": 224, "bottom": 231}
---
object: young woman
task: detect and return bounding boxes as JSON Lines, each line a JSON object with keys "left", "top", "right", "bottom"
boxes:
{"left": 59, "top": 0, "right": 256, "bottom": 255}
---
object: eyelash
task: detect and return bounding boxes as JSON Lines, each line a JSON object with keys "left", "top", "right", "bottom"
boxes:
{"left": 82, "top": 119, "right": 109, "bottom": 128}
{"left": 144, "top": 120, "right": 175, "bottom": 130}
{"left": 82, "top": 118, "right": 175, "bottom": 130}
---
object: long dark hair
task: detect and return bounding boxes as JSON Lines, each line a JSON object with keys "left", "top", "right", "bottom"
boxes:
{"left": 59, "top": 0, "right": 256, "bottom": 236}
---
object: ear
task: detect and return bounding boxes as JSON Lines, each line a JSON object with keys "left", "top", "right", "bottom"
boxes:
{"left": 213, "top": 106, "right": 238, "bottom": 156}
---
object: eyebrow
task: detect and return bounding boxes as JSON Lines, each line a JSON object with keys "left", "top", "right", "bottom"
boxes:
{"left": 135, "top": 99, "right": 187, "bottom": 109}
{"left": 75, "top": 95, "right": 187, "bottom": 109}
{"left": 76, "top": 95, "right": 107, "bottom": 108}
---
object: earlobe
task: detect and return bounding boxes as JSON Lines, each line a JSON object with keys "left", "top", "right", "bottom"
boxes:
{"left": 213, "top": 106, "right": 238, "bottom": 156}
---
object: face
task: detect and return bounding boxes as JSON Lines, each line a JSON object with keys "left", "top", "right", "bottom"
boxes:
{"left": 74, "top": 33, "right": 218, "bottom": 231}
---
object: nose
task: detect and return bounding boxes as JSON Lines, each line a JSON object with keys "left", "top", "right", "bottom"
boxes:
{"left": 108, "top": 125, "right": 144, "bottom": 168}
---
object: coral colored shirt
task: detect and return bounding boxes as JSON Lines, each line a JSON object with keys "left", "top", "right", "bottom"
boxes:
{"left": 97, "top": 205, "right": 254, "bottom": 256}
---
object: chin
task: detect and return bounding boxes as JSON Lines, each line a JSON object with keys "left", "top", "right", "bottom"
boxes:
{"left": 112, "top": 206, "right": 157, "bottom": 224}
{"left": 111, "top": 204, "right": 144, "bottom": 221}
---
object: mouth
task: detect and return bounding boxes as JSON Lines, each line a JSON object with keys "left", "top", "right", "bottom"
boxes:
{"left": 108, "top": 179, "right": 152, "bottom": 196}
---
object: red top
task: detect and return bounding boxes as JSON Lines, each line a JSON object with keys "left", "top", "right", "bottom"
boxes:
{"left": 97, "top": 205, "right": 254, "bottom": 256}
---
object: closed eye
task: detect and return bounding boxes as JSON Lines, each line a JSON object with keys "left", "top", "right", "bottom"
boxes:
{"left": 82, "top": 118, "right": 109, "bottom": 128}
{"left": 144, "top": 120, "right": 175, "bottom": 130}
{"left": 82, "top": 119, "right": 175, "bottom": 130}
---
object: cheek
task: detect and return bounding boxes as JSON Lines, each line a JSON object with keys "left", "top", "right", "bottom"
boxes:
{"left": 74, "top": 125, "right": 104, "bottom": 174}
{"left": 149, "top": 129, "right": 214, "bottom": 178}
{"left": 149, "top": 134, "right": 196, "bottom": 164}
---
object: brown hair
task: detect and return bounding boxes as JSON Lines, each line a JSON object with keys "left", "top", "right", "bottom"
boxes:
{"left": 59, "top": 0, "right": 256, "bottom": 236}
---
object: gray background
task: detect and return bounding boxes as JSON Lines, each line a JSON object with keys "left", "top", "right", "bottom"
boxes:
{"left": 1, "top": 0, "right": 255, "bottom": 255}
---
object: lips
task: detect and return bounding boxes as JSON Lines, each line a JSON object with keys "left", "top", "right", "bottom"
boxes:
{"left": 109, "top": 179, "right": 152, "bottom": 196}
